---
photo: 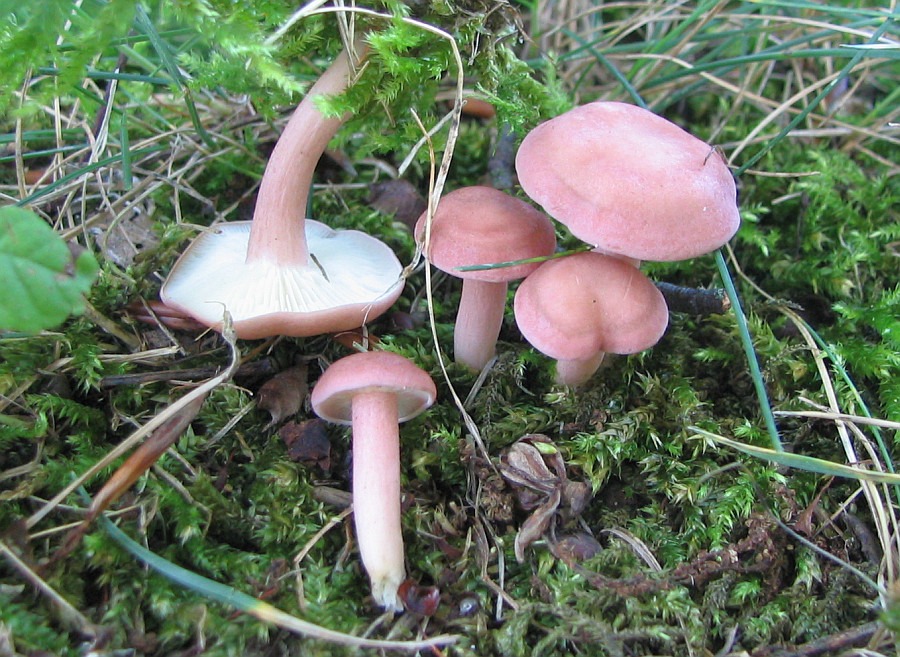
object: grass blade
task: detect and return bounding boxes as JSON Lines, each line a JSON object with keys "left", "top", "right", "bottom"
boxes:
{"left": 133, "top": 5, "right": 215, "bottom": 148}
{"left": 693, "top": 427, "right": 900, "bottom": 484}
{"left": 96, "top": 514, "right": 458, "bottom": 651}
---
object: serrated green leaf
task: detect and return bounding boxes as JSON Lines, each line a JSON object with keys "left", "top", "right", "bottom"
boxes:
{"left": 0, "top": 206, "right": 98, "bottom": 333}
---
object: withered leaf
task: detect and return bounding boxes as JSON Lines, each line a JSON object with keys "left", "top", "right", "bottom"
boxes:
{"left": 257, "top": 365, "right": 308, "bottom": 428}
{"left": 500, "top": 439, "right": 559, "bottom": 507}
{"left": 561, "top": 480, "right": 592, "bottom": 518}
{"left": 331, "top": 330, "right": 380, "bottom": 351}
{"left": 279, "top": 419, "right": 331, "bottom": 471}
{"left": 549, "top": 532, "right": 602, "bottom": 568}
{"left": 514, "top": 488, "right": 561, "bottom": 563}
{"left": 367, "top": 179, "right": 427, "bottom": 232}
{"left": 90, "top": 204, "right": 161, "bottom": 268}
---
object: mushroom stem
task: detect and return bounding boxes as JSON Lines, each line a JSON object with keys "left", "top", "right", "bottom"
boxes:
{"left": 454, "top": 279, "right": 508, "bottom": 370}
{"left": 555, "top": 352, "right": 606, "bottom": 386}
{"left": 246, "top": 44, "right": 364, "bottom": 267}
{"left": 350, "top": 389, "right": 406, "bottom": 611}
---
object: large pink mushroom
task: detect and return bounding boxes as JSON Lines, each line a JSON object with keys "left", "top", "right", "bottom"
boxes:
{"left": 415, "top": 186, "right": 556, "bottom": 370}
{"left": 514, "top": 252, "right": 669, "bottom": 385}
{"left": 310, "top": 351, "right": 437, "bottom": 611}
{"left": 515, "top": 101, "right": 740, "bottom": 263}
{"left": 161, "top": 44, "right": 404, "bottom": 339}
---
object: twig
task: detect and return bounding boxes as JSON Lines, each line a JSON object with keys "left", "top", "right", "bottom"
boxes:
{"left": 655, "top": 281, "right": 730, "bottom": 315}
{"left": 98, "top": 357, "right": 278, "bottom": 388}
{"left": 749, "top": 621, "right": 883, "bottom": 657}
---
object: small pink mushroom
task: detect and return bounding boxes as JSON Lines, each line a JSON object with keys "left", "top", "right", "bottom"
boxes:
{"left": 513, "top": 252, "right": 669, "bottom": 385}
{"left": 415, "top": 186, "right": 556, "bottom": 370}
{"left": 310, "top": 351, "right": 436, "bottom": 611}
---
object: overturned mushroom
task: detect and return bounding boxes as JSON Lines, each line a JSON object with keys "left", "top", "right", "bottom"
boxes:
{"left": 161, "top": 43, "right": 403, "bottom": 339}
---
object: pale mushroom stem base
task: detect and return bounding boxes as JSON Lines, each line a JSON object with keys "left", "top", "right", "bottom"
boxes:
{"left": 555, "top": 351, "right": 607, "bottom": 386}
{"left": 454, "top": 279, "right": 508, "bottom": 371}
{"left": 351, "top": 390, "right": 406, "bottom": 611}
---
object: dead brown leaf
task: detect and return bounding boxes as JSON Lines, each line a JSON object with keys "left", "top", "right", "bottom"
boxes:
{"left": 257, "top": 364, "right": 308, "bottom": 429}
{"left": 367, "top": 179, "right": 427, "bottom": 232}
{"left": 499, "top": 434, "right": 592, "bottom": 563}
{"left": 279, "top": 418, "right": 331, "bottom": 471}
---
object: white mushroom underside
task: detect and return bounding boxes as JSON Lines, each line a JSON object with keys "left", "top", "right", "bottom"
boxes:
{"left": 161, "top": 220, "right": 404, "bottom": 326}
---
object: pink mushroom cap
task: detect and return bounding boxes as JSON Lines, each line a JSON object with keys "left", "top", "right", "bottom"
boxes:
{"left": 514, "top": 252, "right": 669, "bottom": 362}
{"left": 415, "top": 186, "right": 557, "bottom": 281}
{"left": 515, "top": 101, "right": 740, "bottom": 262}
{"left": 311, "top": 351, "right": 437, "bottom": 423}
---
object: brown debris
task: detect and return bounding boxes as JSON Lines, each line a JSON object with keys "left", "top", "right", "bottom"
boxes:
{"left": 498, "top": 434, "right": 592, "bottom": 562}
{"left": 548, "top": 532, "right": 603, "bottom": 568}
{"left": 654, "top": 281, "right": 731, "bottom": 315}
{"left": 574, "top": 513, "right": 784, "bottom": 597}
{"left": 257, "top": 364, "right": 308, "bottom": 429}
{"left": 749, "top": 620, "right": 881, "bottom": 657}
{"left": 397, "top": 579, "right": 441, "bottom": 616}
{"left": 367, "top": 179, "right": 427, "bottom": 232}
{"left": 279, "top": 419, "right": 331, "bottom": 471}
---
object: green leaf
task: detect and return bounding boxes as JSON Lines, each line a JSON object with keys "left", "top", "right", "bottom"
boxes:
{"left": 0, "top": 207, "right": 98, "bottom": 333}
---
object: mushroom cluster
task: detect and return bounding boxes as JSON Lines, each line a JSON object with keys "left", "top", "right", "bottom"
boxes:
{"left": 508, "top": 100, "right": 741, "bottom": 384}
{"left": 157, "top": 45, "right": 741, "bottom": 616}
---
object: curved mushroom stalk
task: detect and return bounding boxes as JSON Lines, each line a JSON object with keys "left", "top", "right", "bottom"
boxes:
{"left": 160, "top": 42, "right": 405, "bottom": 339}
{"left": 246, "top": 46, "right": 360, "bottom": 267}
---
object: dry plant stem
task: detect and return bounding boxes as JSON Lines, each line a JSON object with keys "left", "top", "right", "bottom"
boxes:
{"left": 455, "top": 279, "right": 507, "bottom": 370}
{"left": 99, "top": 358, "right": 278, "bottom": 388}
{"left": 749, "top": 621, "right": 882, "bottom": 657}
{"left": 0, "top": 538, "right": 98, "bottom": 637}
{"left": 293, "top": 506, "right": 354, "bottom": 612}
{"left": 775, "top": 409, "right": 900, "bottom": 431}
{"left": 245, "top": 44, "right": 362, "bottom": 266}
{"left": 351, "top": 390, "right": 405, "bottom": 611}
{"left": 54, "top": 392, "right": 209, "bottom": 561}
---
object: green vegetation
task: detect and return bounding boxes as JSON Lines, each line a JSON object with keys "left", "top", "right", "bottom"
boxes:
{"left": 1, "top": 1, "right": 899, "bottom": 655}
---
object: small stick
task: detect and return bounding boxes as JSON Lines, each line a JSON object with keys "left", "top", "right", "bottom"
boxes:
{"left": 488, "top": 124, "right": 517, "bottom": 190}
{"left": 654, "top": 281, "right": 731, "bottom": 315}
{"left": 98, "top": 358, "right": 278, "bottom": 388}
{"left": 749, "top": 621, "right": 881, "bottom": 657}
